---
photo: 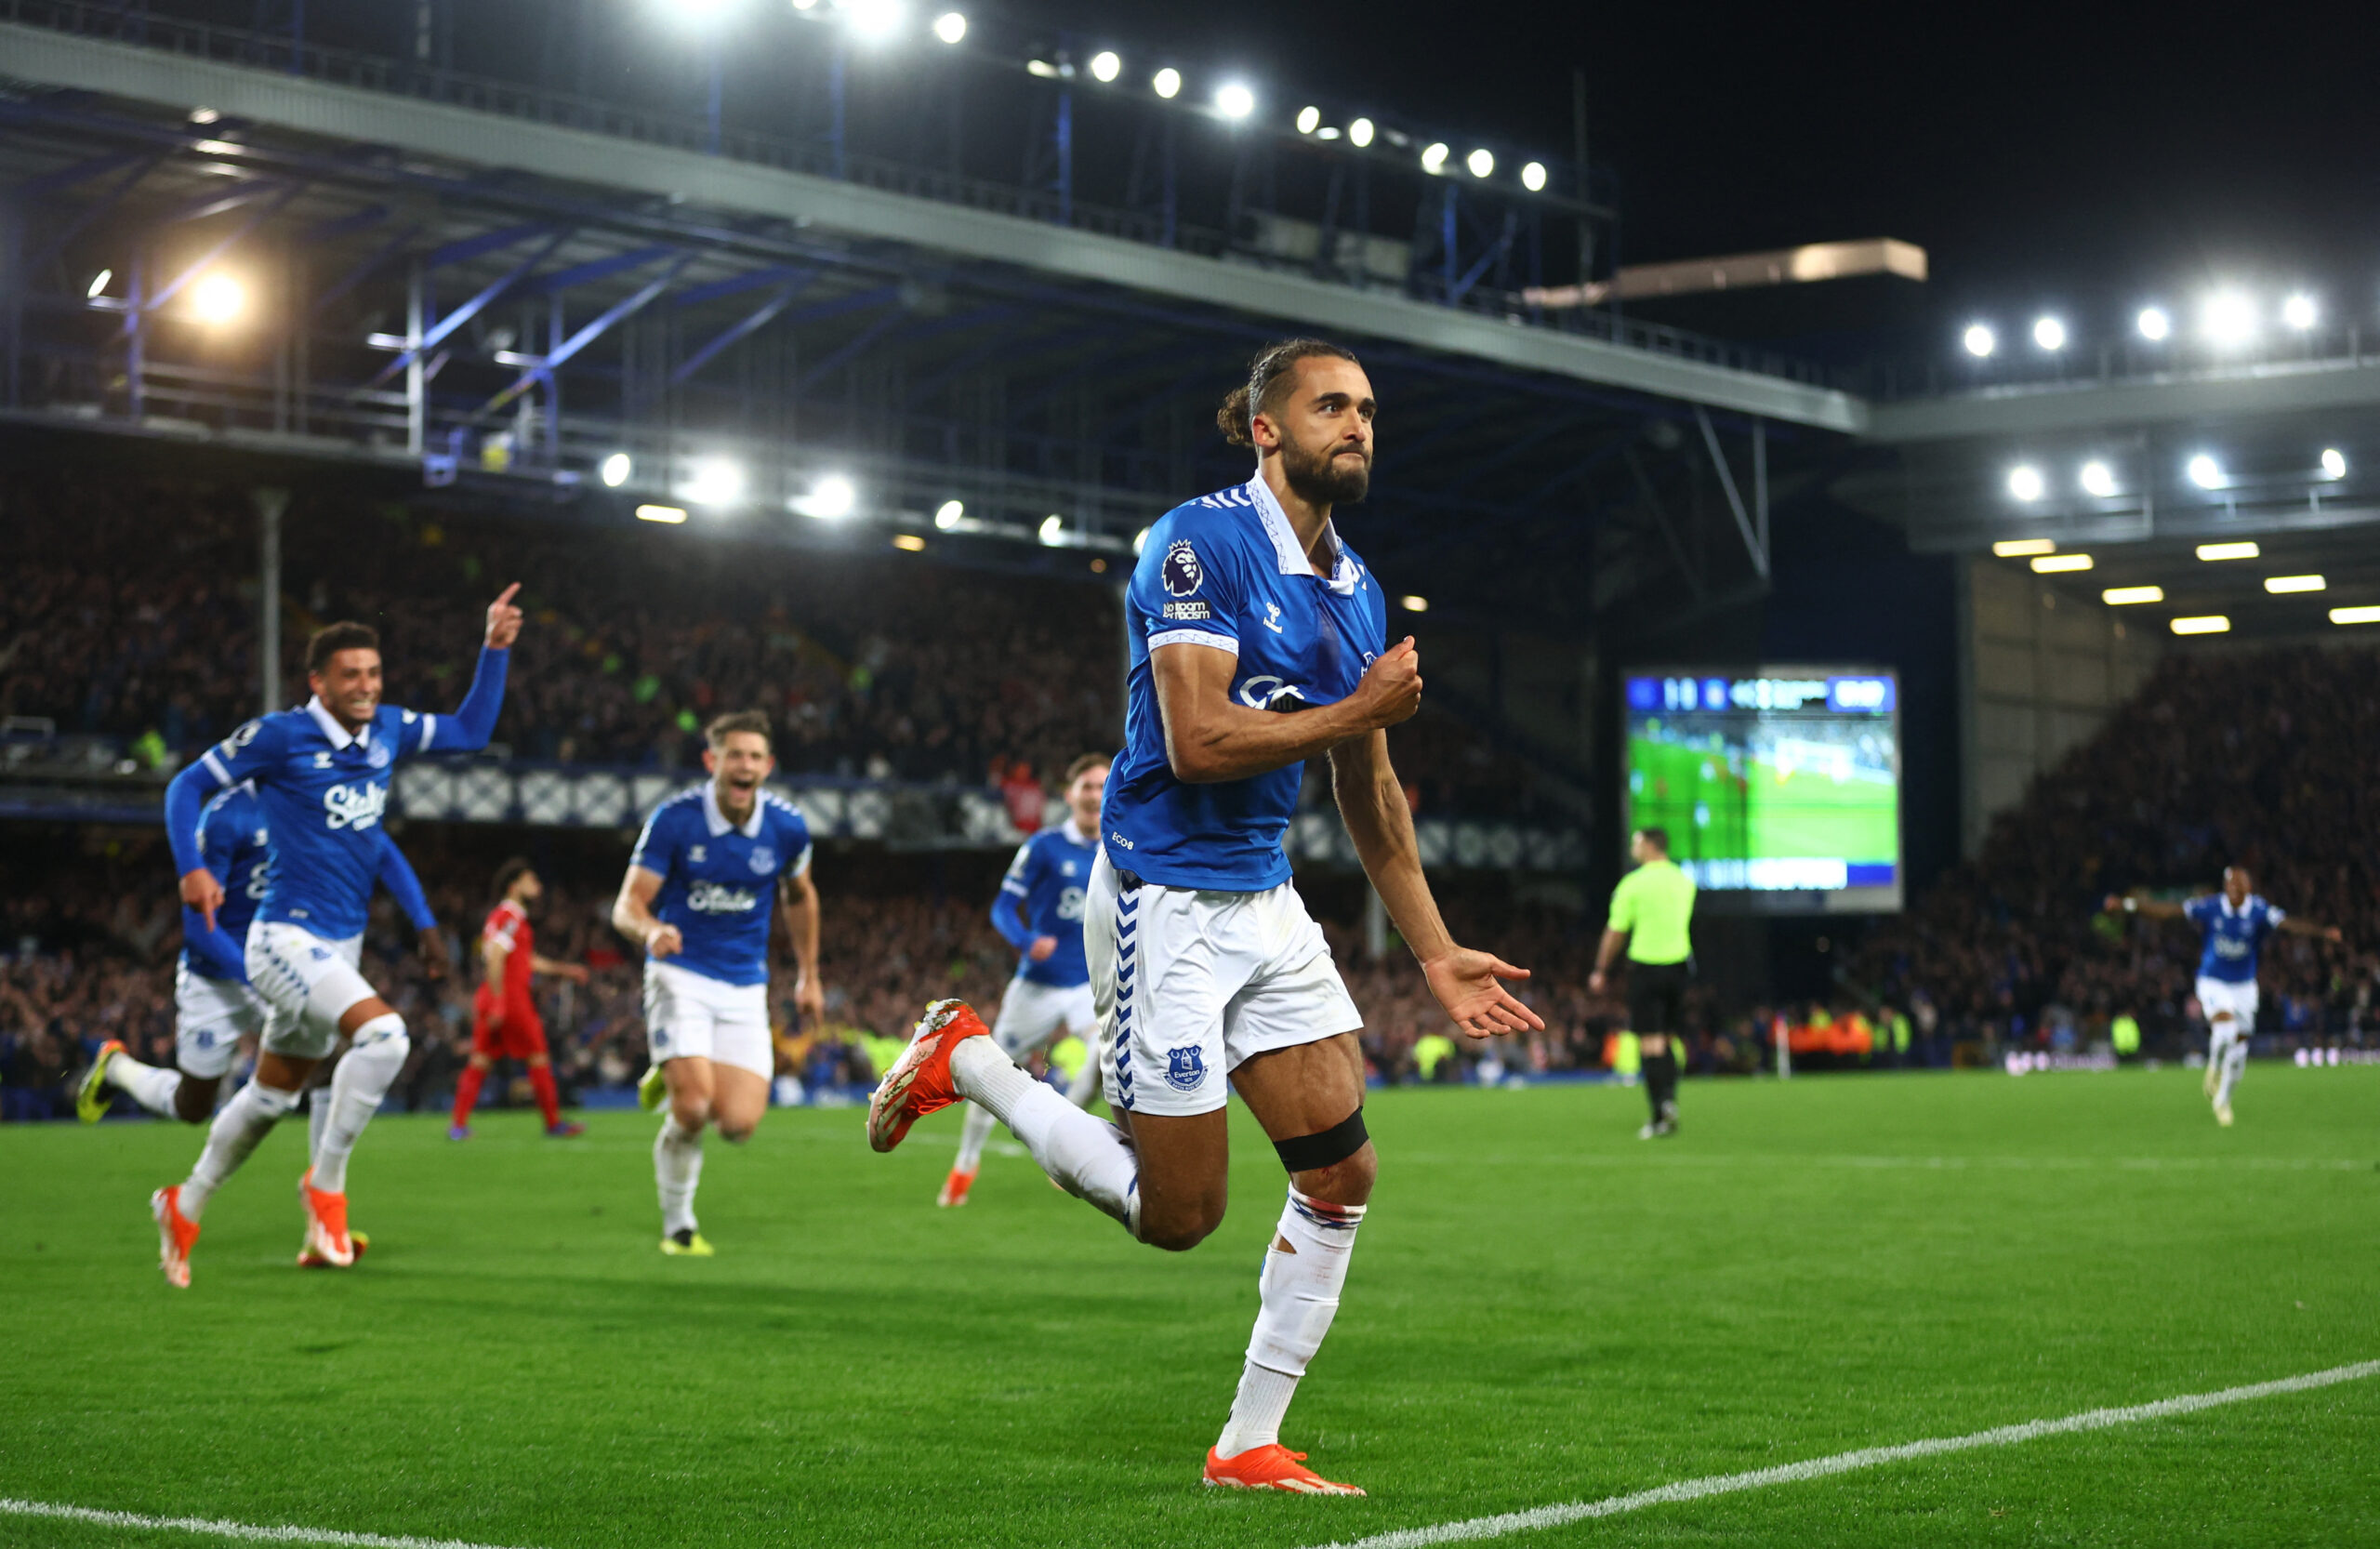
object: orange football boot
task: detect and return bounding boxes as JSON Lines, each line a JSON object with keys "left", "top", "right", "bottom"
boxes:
{"left": 1203, "top": 1445, "right": 1366, "bottom": 1496}
{"left": 152, "top": 1185, "right": 200, "bottom": 1290}
{"left": 867, "top": 1000, "right": 990, "bottom": 1154}
{"left": 297, "top": 1169, "right": 354, "bottom": 1267}
{"left": 936, "top": 1165, "right": 978, "bottom": 1208}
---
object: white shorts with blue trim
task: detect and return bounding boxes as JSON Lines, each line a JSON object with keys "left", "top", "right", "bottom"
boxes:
{"left": 1085, "top": 851, "right": 1360, "bottom": 1118}
{"left": 991, "top": 976, "right": 1097, "bottom": 1059}
{"left": 2197, "top": 976, "right": 2258, "bottom": 1034}
{"left": 174, "top": 958, "right": 267, "bottom": 1079}
{"left": 246, "top": 922, "right": 372, "bottom": 1061}
{"left": 642, "top": 960, "right": 774, "bottom": 1079}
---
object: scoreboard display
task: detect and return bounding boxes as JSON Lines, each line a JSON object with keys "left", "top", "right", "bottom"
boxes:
{"left": 1621, "top": 668, "right": 1902, "bottom": 913}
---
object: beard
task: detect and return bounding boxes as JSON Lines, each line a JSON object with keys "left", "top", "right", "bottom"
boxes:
{"left": 1277, "top": 426, "right": 1370, "bottom": 505}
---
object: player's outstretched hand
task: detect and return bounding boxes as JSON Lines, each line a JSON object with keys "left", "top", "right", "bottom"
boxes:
{"left": 179, "top": 868, "right": 224, "bottom": 933}
{"left": 562, "top": 962, "right": 592, "bottom": 985}
{"left": 417, "top": 931, "right": 451, "bottom": 981}
{"left": 1423, "top": 947, "right": 1542, "bottom": 1040}
{"left": 1352, "top": 638, "right": 1422, "bottom": 730}
{"left": 484, "top": 583, "right": 524, "bottom": 649}
{"left": 795, "top": 972, "right": 826, "bottom": 1028}
{"left": 646, "top": 922, "right": 685, "bottom": 960}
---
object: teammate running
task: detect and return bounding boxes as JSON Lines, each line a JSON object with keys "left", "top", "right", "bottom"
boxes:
{"left": 80, "top": 785, "right": 439, "bottom": 1126}
{"left": 450, "top": 858, "right": 590, "bottom": 1140}
{"left": 149, "top": 591, "right": 520, "bottom": 1289}
{"left": 613, "top": 711, "right": 824, "bottom": 1256}
{"left": 868, "top": 339, "right": 1541, "bottom": 1496}
{"left": 940, "top": 752, "right": 1110, "bottom": 1208}
{"left": 2105, "top": 867, "right": 2340, "bottom": 1125}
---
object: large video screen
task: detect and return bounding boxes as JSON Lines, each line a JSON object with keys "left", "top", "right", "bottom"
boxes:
{"left": 1621, "top": 668, "right": 1901, "bottom": 913}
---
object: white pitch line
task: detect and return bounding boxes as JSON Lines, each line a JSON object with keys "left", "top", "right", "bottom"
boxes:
{"left": 0, "top": 1498, "right": 539, "bottom": 1549}
{"left": 1301, "top": 1358, "right": 2380, "bottom": 1549}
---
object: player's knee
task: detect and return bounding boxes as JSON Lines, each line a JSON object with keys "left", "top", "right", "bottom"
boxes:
{"left": 353, "top": 1011, "right": 409, "bottom": 1063}
{"left": 717, "top": 1119, "right": 755, "bottom": 1145}
{"left": 1142, "top": 1211, "right": 1222, "bottom": 1253}
{"left": 670, "top": 1095, "right": 712, "bottom": 1132}
{"left": 1273, "top": 1107, "right": 1372, "bottom": 1203}
{"left": 1298, "top": 1140, "right": 1377, "bottom": 1206}
{"left": 173, "top": 1088, "right": 215, "bottom": 1125}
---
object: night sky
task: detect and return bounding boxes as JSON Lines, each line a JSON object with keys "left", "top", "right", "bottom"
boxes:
{"left": 1076, "top": 0, "right": 2380, "bottom": 336}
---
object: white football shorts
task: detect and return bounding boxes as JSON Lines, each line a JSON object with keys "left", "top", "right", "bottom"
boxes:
{"left": 642, "top": 960, "right": 773, "bottom": 1079}
{"left": 991, "top": 976, "right": 1097, "bottom": 1059}
{"left": 1085, "top": 851, "right": 1361, "bottom": 1118}
{"left": 2197, "top": 976, "right": 2259, "bottom": 1035}
{"left": 173, "top": 957, "right": 267, "bottom": 1079}
{"left": 246, "top": 922, "right": 373, "bottom": 1061}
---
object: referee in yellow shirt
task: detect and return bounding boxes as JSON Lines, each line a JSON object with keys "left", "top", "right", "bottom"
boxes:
{"left": 1589, "top": 827, "right": 1698, "bottom": 1138}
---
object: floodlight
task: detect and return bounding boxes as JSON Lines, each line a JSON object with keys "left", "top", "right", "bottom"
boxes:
{"left": 1420, "top": 141, "right": 1449, "bottom": 174}
{"left": 1315, "top": 127, "right": 1341, "bottom": 140}
{"left": 636, "top": 504, "right": 688, "bottom": 524}
{"left": 933, "top": 498, "right": 964, "bottom": 529}
{"left": 86, "top": 269, "right": 112, "bottom": 299}
{"left": 1214, "top": 82, "right": 1254, "bottom": 120}
{"left": 2331, "top": 605, "right": 2380, "bottom": 625}
{"left": 1347, "top": 116, "right": 1375, "bottom": 148}
{"left": 892, "top": 533, "right": 927, "bottom": 551}
{"left": 2031, "top": 316, "right": 2066, "bottom": 351}
{"left": 1962, "top": 323, "right": 1995, "bottom": 358}
{"left": 2201, "top": 291, "right": 2255, "bottom": 347}
{"left": 2320, "top": 447, "right": 2347, "bottom": 479}
{"left": 1399, "top": 595, "right": 1428, "bottom": 613}
{"left": 2281, "top": 293, "right": 2317, "bottom": 330}
{"left": 2170, "top": 616, "right": 2229, "bottom": 635}
{"left": 599, "top": 452, "right": 633, "bottom": 488}
{"left": 189, "top": 107, "right": 220, "bottom": 125}
{"left": 2196, "top": 540, "right": 2259, "bottom": 561}
{"left": 842, "top": 0, "right": 904, "bottom": 42}
{"left": 684, "top": 458, "right": 747, "bottom": 506}
{"left": 1151, "top": 67, "right": 1181, "bottom": 99}
{"left": 2265, "top": 575, "right": 2325, "bottom": 593}
{"left": 1296, "top": 105, "right": 1320, "bottom": 134}
{"left": 2078, "top": 459, "right": 2116, "bottom": 497}
{"left": 1038, "top": 514, "right": 1065, "bottom": 545}
{"left": 2006, "top": 465, "right": 2045, "bottom": 501}
{"left": 792, "top": 0, "right": 817, "bottom": 9}
{"left": 2135, "top": 306, "right": 2171, "bottom": 341}
{"left": 2186, "top": 455, "right": 2224, "bottom": 490}
{"left": 1466, "top": 148, "right": 1494, "bottom": 178}
{"left": 931, "top": 10, "right": 965, "bottom": 42}
{"left": 2031, "top": 553, "right": 2092, "bottom": 573}
{"left": 1521, "top": 160, "right": 1548, "bottom": 192}
{"left": 671, "top": 0, "right": 738, "bottom": 20}
{"left": 191, "top": 272, "right": 245, "bottom": 325}
{"left": 2102, "top": 586, "right": 2163, "bottom": 605}
{"left": 1025, "top": 59, "right": 1059, "bottom": 77}
{"left": 1089, "top": 49, "right": 1119, "bottom": 81}
{"left": 1992, "top": 538, "right": 2056, "bottom": 557}
{"left": 803, "top": 474, "right": 856, "bottom": 519}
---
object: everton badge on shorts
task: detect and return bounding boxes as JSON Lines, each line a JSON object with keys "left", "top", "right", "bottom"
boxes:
{"left": 1163, "top": 1044, "right": 1207, "bottom": 1092}
{"left": 748, "top": 846, "right": 776, "bottom": 874}
{"left": 1162, "top": 539, "right": 1203, "bottom": 597}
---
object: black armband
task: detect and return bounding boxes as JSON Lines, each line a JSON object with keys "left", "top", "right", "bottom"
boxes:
{"left": 1273, "top": 1105, "right": 1368, "bottom": 1173}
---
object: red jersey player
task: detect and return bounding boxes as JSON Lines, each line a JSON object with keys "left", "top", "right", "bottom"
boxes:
{"left": 451, "top": 858, "right": 590, "bottom": 1139}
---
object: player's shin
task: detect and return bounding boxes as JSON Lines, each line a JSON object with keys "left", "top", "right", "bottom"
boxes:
{"left": 107, "top": 1051, "right": 186, "bottom": 1119}
{"left": 310, "top": 1015, "right": 408, "bottom": 1194}
{"left": 182, "top": 1079, "right": 299, "bottom": 1219}
{"left": 1216, "top": 1185, "right": 1368, "bottom": 1459}
{"left": 654, "top": 1113, "right": 705, "bottom": 1236}
{"left": 950, "top": 1037, "right": 1138, "bottom": 1230}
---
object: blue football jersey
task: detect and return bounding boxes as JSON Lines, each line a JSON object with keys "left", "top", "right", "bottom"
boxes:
{"left": 629, "top": 783, "right": 813, "bottom": 987}
{"left": 995, "top": 821, "right": 1097, "bottom": 987}
{"left": 2184, "top": 894, "right": 2284, "bottom": 984}
{"left": 182, "top": 782, "right": 271, "bottom": 982}
{"left": 1103, "top": 474, "right": 1387, "bottom": 891}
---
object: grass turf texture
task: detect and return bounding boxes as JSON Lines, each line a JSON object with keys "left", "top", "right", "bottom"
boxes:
{"left": 1627, "top": 732, "right": 1897, "bottom": 867}
{"left": 4, "top": 1067, "right": 2375, "bottom": 1549}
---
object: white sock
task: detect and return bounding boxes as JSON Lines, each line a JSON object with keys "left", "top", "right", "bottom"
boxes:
{"left": 106, "top": 1051, "right": 184, "bottom": 1119}
{"left": 655, "top": 1114, "right": 705, "bottom": 1236}
{"left": 310, "top": 1016, "right": 407, "bottom": 1194}
{"left": 308, "top": 1081, "right": 330, "bottom": 1165}
{"left": 953, "top": 1101, "right": 997, "bottom": 1173}
{"left": 2215, "top": 1037, "right": 2247, "bottom": 1107}
{"left": 1214, "top": 1186, "right": 1368, "bottom": 1459}
{"left": 181, "top": 1079, "right": 298, "bottom": 1220}
{"left": 952, "top": 1036, "right": 1138, "bottom": 1234}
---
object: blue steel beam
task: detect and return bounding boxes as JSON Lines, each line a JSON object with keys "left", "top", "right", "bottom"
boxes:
{"left": 16, "top": 149, "right": 145, "bottom": 197}
{"left": 23, "top": 152, "right": 161, "bottom": 275}
{"left": 483, "top": 252, "right": 695, "bottom": 411}
{"left": 522, "top": 244, "right": 678, "bottom": 297}
{"left": 668, "top": 274, "right": 815, "bottom": 386}
{"left": 145, "top": 179, "right": 310, "bottom": 311}
{"left": 309, "top": 218, "right": 420, "bottom": 320}
{"left": 669, "top": 264, "right": 811, "bottom": 311}
{"left": 422, "top": 221, "right": 557, "bottom": 271}
{"left": 1006, "top": 337, "right": 1207, "bottom": 426}
{"left": 791, "top": 302, "right": 1009, "bottom": 396}
{"left": 163, "top": 179, "right": 292, "bottom": 225}
{"left": 367, "top": 226, "right": 573, "bottom": 386}
{"left": 298, "top": 203, "right": 390, "bottom": 245}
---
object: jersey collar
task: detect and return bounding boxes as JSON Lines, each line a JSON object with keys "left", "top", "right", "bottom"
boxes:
{"left": 304, "top": 695, "right": 372, "bottom": 748}
{"left": 1061, "top": 815, "right": 1094, "bottom": 846}
{"left": 702, "top": 780, "right": 766, "bottom": 839}
{"left": 1247, "top": 474, "right": 1361, "bottom": 596}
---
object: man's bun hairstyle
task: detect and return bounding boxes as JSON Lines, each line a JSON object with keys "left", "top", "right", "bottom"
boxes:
{"left": 1216, "top": 338, "right": 1361, "bottom": 449}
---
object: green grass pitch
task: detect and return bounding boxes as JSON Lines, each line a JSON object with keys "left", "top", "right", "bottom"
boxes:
{"left": 1628, "top": 732, "right": 1897, "bottom": 866}
{"left": 4, "top": 1067, "right": 2376, "bottom": 1548}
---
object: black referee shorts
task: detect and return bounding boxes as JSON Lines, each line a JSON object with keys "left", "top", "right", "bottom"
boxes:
{"left": 1626, "top": 960, "right": 1690, "bottom": 1036}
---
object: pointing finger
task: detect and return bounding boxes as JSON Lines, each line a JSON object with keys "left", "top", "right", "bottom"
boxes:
{"left": 494, "top": 582, "right": 522, "bottom": 607}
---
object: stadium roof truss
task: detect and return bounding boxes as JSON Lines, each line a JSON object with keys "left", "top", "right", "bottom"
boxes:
{"left": 0, "top": 7, "right": 1811, "bottom": 639}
